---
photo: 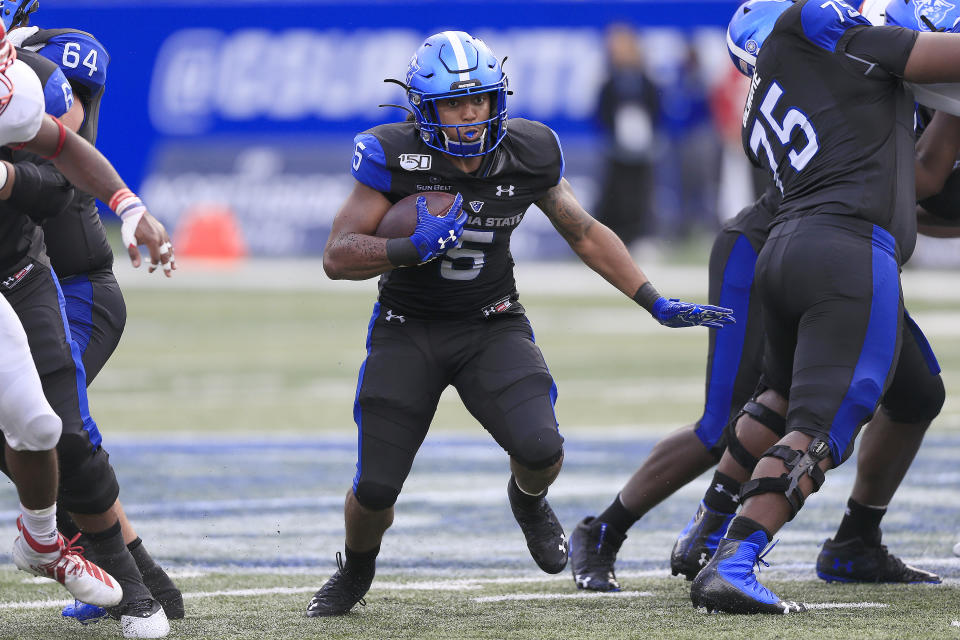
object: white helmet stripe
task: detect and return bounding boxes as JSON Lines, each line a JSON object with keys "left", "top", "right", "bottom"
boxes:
{"left": 726, "top": 27, "right": 757, "bottom": 69}
{"left": 442, "top": 31, "right": 471, "bottom": 82}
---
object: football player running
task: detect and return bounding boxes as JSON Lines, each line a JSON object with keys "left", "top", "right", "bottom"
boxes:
{"left": 311, "top": 30, "right": 734, "bottom": 617}
{"left": 1, "top": 0, "right": 183, "bottom": 627}
{"left": 684, "top": 0, "right": 960, "bottom": 614}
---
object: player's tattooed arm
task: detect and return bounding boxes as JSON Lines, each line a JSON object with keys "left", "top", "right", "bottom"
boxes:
{"left": 536, "top": 178, "right": 650, "bottom": 298}
{"left": 323, "top": 182, "right": 395, "bottom": 280}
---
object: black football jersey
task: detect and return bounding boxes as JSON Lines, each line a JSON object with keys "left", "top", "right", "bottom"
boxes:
{"left": 742, "top": 0, "right": 919, "bottom": 261}
{"left": 0, "top": 49, "right": 76, "bottom": 275}
{"left": 352, "top": 118, "right": 564, "bottom": 318}
{"left": 13, "top": 27, "right": 113, "bottom": 276}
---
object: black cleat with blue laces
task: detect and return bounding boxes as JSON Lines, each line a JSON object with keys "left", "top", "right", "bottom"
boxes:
{"left": 671, "top": 500, "right": 735, "bottom": 580}
{"left": 569, "top": 516, "right": 625, "bottom": 591}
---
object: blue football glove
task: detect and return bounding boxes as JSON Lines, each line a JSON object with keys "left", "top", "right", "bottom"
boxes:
{"left": 651, "top": 297, "right": 735, "bottom": 329}
{"left": 409, "top": 193, "right": 467, "bottom": 263}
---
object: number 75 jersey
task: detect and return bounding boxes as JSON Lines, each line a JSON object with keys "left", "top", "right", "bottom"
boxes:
{"left": 742, "top": 0, "right": 919, "bottom": 260}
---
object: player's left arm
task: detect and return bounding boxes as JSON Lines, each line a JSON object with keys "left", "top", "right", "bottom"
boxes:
{"left": 15, "top": 115, "right": 175, "bottom": 274}
{"left": 536, "top": 179, "right": 734, "bottom": 328}
{"left": 536, "top": 178, "right": 646, "bottom": 297}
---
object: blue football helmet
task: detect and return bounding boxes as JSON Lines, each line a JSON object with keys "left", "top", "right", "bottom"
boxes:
{"left": 886, "top": 0, "right": 960, "bottom": 32}
{"left": 0, "top": 0, "right": 38, "bottom": 30}
{"left": 727, "top": 0, "right": 793, "bottom": 76}
{"left": 405, "top": 31, "right": 508, "bottom": 157}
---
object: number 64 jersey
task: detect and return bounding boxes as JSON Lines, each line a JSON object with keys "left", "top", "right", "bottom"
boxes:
{"left": 743, "top": 0, "right": 919, "bottom": 262}
{"left": 352, "top": 118, "right": 564, "bottom": 319}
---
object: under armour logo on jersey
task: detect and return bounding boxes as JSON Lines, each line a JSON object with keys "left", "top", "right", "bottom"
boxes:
{"left": 469, "top": 201, "right": 484, "bottom": 212}
{"left": 1, "top": 263, "right": 33, "bottom": 290}
{"left": 436, "top": 230, "right": 458, "bottom": 250}
{"left": 496, "top": 185, "right": 515, "bottom": 196}
{"left": 385, "top": 309, "right": 405, "bottom": 324}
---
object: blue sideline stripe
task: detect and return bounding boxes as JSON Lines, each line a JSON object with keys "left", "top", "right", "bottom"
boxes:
{"left": 352, "top": 302, "right": 381, "bottom": 492}
{"left": 51, "top": 268, "right": 102, "bottom": 447}
{"left": 696, "top": 234, "right": 756, "bottom": 449}
{"left": 828, "top": 227, "right": 899, "bottom": 462}
{"left": 904, "top": 310, "right": 941, "bottom": 376}
{"left": 59, "top": 274, "right": 95, "bottom": 356}
{"left": 523, "top": 315, "right": 560, "bottom": 429}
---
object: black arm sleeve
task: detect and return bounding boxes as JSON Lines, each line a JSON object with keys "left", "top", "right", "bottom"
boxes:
{"left": 6, "top": 162, "right": 76, "bottom": 222}
{"left": 919, "top": 163, "right": 960, "bottom": 222}
{"left": 844, "top": 25, "right": 918, "bottom": 78}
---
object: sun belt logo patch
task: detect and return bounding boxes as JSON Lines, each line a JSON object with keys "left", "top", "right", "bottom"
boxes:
{"left": 469, "top": 201, "right": 484, "bottom": 213}
{"left": 399, "top": 153, "right": 432, "bottom": 171}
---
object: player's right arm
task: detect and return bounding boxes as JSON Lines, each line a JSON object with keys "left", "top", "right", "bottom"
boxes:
{"left": 322, "top": 181, "right": 395, "bottom": 281}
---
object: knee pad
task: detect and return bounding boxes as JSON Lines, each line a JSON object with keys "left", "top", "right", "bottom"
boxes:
{"left": 739, "top": 438, "right": 830, "bottom": 521}
{"left": 354, "top": 481, "right": 400, "bottom": 511}
{"left": 56, "top": 436, "right": 119, "bottom": 514}
{"left": 511, "top": 428, "right": 564, "bottom": 470}
{"left": 724, "top": 399, "right": 786, "bottom": 472}
{"left": 881, "top": 374, "right": 945, "bottom": 424}
{"left": 4, "top": 411, "right": 62, "bottom": 452}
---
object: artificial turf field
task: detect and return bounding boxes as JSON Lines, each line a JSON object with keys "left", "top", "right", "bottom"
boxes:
{"left": 0, "top": 258, "right": 957, "bottom": 639}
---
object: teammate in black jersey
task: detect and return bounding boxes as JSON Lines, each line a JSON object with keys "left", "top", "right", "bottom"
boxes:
{"left": 4, "top": 7, "right": 184, "bottom": 626}
{"left": 0, "top": 3, "right": 176, "bottom": 635}
{"left": 686, "top": 0, "right": 960, "bottom": 614}
{"left": 309, "top": 30, "right": 735, "bottom": 617}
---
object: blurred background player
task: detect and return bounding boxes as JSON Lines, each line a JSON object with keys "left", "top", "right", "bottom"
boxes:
{"left": 311, "top": 30, "right": 734, "bottom": 618}
{"left": 689, "top": 0, "right": 960, "bottom": 614}
{"left": 4, "top": 0, "right": 184, "bottom": 624}
{"left": 592, "top": 23, "right": 660, "bottom": 252}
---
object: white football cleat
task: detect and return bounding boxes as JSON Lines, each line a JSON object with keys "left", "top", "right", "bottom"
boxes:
{"left": 120, "top": 599, "right": 170, "bottom": 638}
{"left": 12, "top": 516, "right": 122, "bottom": 607}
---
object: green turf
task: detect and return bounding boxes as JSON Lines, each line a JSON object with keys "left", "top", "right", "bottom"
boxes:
{"left": 2, "top": 568, "right": 958, "bottom": 640}
{"left": 90, "top": 285, "right": 960, "bottom": 435}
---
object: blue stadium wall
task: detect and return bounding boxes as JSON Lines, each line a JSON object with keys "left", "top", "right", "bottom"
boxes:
{"left": 36, "top": 1, "right": 740, "bottom": 257}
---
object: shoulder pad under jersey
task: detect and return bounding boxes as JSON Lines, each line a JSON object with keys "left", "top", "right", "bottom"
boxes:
{"left": 22, "top": 28, "right": 109, "bottom": 92}
{"left": 351, "top": 131, "right": 391, "bottom": 193}
{"left": 15, "top": 48, "right": 73, "bottom": 118}
{"left": 0, "top": 60, "right": 45, "bottom": 146}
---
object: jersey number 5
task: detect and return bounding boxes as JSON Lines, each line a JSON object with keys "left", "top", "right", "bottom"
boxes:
{"left": 749, "top": 81, "right": 819, "bottom": 191}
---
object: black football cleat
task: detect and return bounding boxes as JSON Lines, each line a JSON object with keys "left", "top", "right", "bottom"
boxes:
{"left": 816, "top": 536, "right": 941, "bottom": 584}
{"left": 671, "top": 500, "right": 735, "bottom": 580}
{"left": 691, "top": 532, "right": 805, "bottom": 615}
{"left": 306, "top": 552, "right": 375, "bottom": 617}
{"left": 508, "top": 476, "right": 568, "bottom": 574}
{"left": 569, "top": 516, "right": 625, "bottom": 592}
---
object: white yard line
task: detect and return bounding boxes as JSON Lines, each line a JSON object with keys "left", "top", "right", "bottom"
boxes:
{"left": 473, "top": 591, "right": 652, "bottom": 603}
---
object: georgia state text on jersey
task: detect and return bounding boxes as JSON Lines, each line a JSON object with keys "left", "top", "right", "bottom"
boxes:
{"left": 742, "top": 0, "right": 919, "bottom": 261}
{"left": 353, "top": 118, "right": 564, "bottom": 319}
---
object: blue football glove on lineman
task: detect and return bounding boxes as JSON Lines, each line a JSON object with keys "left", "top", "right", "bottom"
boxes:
{"left": 633, "top": 282, "right": 735, "bottom": 329}
{"left": 409, "top": 193, "right": 467, "bottom": 263}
